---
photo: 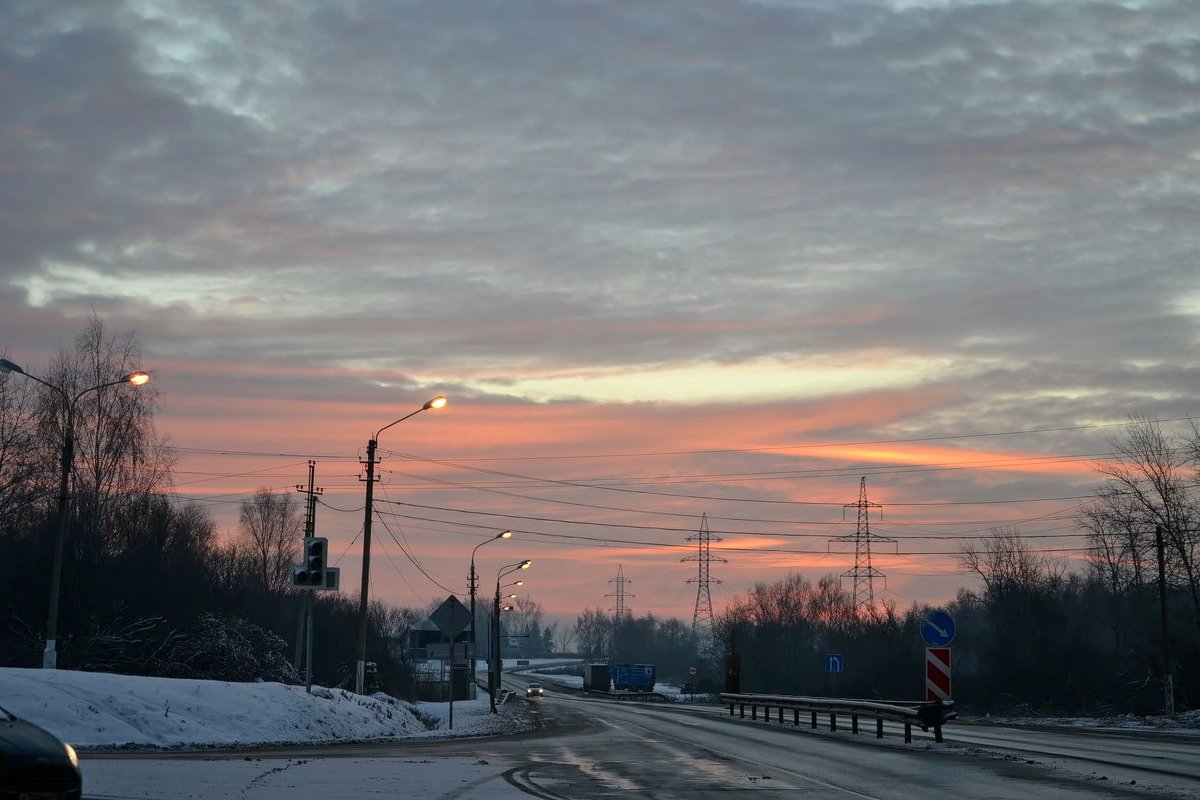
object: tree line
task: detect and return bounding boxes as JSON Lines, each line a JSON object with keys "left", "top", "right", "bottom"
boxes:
{"left": 0, "top": 318, "right": 418, "bottom": 692}
{"left": 3, "top": 319, "right": 1196, "bottom": 713}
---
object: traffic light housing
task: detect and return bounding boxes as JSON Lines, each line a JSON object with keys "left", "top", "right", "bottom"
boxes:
{"left": 291, "top": 537, "right": 327, "bottom": 589}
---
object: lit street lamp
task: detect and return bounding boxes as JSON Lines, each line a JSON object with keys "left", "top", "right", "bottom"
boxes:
{"left": 356, "top": 395, "right": 446, "bottom": 694}
{"left": 0, "top": 357, "right": 150, "bottom": 669}
{"left": 469, "top": 531, "right": 511, "bottom": 692}
{"left": 491, "top": 559, "right": 531, "bottom": 712}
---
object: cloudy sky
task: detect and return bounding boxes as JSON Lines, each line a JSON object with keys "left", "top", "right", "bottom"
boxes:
{"left": 3, "top": 0, "right": 1198, "bottom": 625}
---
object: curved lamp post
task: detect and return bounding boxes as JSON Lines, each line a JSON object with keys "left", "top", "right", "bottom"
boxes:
{"left": 469, "top": 530, "right": 511, "bottom": 692}
{"left": 491, "top": 559, "right": 531, "bottom": 712}
{"left": 0, "top": 358, "right": 150, "bottom": 669}
{"left": 356, "top": 395, "right": 446, "bottom": 694}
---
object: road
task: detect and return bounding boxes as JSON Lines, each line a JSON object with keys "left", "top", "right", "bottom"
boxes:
{"left": 82, "top": 680, "right": 1199, "bottom": 799}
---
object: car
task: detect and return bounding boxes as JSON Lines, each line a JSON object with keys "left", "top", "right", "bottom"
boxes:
{"left": 0, "top": 704, "right": 82, "bottom": 800}
{"left": 525, "top": 683, "right": 544, "bottom": 698}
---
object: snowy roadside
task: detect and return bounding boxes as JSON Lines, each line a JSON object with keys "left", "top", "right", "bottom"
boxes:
{"left": 0, "top": 667, "right": 535, "bottom": 751}
{"left": 3, "top": 664, "right": 1194, "bottom": 754}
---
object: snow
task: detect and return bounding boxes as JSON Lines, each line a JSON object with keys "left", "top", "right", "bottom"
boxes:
{"left": 2, "top": 662, "right": 1195, "bottom": 799}
{"left": 0, "top": 664, "right": 553, "bottom": 799}
{"left": 0, "top": 666, "right": 536, "bottom": 750}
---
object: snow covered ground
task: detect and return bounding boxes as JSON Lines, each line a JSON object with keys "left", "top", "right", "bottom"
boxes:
{"left": 0, "top": 665, "right": 548, "bottom": 750}
{"left": 2, "top": 664, "right": 1195, "bottom": 799}
{"left": 0, "top": 663, "right": 556, "bottom": 799}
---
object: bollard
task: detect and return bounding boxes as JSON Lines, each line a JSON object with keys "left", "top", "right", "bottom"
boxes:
{"left": 851, "top": 714, "right": 859, "bottom": 734}
{"left": 876, "top": 718, "right": 884, "bottom": 738}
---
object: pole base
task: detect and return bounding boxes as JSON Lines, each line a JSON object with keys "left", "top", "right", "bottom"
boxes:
{"left": 42, "top": 640, "right": 57, "bottom": 669}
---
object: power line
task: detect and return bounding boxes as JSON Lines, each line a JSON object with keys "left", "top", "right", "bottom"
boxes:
{"left": 375, "top": 499, "right": 1094, "bottom": 537}
{"left": 169, "top": 415, "right": 1200, "bottom": 464}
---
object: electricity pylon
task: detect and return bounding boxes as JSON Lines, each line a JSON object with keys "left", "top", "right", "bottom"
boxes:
{"left": 684, "top": 513, "right": 725, "bottom": 647}
{"left": 606, "top": 564, "right": 633, "bottom": 619}
{"left": 830, "top": 476, "right": 894, "bottom": 615}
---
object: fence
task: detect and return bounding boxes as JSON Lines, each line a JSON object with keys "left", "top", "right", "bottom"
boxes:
{"left": 719, "top": 693, "right": 956, "bottom": 743}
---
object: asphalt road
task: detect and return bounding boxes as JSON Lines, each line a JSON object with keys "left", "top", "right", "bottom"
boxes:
{"left": 480, "top": 684, "right": 1194, "bottom": 799}
{"left": 83, "top": 679, "right": 1200, "bottom": 799}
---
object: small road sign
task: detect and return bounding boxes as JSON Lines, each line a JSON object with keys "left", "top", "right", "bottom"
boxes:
{"left": 926, "top": 647, "right": 951, "bottom": 701}
{"left": 688, "top": 666, "right": 698, "bottom": 676}
{"left": 825, "top": 653, "right": 844, "bottom": 673}
{"left": 921, "top": 610, "right": 956, "bottom": 647}
{"left": 429, "top": 595, "right": 471, "bottom": 638}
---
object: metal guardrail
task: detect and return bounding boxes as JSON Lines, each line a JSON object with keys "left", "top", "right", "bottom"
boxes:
{"left": 719, "top": 693, "right": 956, "bottom": 743}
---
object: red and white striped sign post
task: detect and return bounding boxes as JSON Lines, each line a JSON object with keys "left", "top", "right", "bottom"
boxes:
{"left": 925, "top": 647, "right": 951, "bottom": 701}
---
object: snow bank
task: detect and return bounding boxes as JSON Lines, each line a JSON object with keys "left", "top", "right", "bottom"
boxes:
{"left": 0, "top": 668, "right": 532, "bottom": 750}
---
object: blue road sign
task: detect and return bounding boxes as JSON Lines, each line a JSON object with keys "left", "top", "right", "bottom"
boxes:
{"left": 825, "top": 653, "right": 844, "bottom": 673}
{"left": 921, "top": 610, "right": 956, "bottom": 647}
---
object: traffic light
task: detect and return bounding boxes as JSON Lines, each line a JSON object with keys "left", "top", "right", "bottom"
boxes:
{"left": 291, "top": 537, "right": 327, "bottom": 589}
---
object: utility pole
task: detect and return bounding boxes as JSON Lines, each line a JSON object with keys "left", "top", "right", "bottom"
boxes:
{"left": 1155, "top": 524, "right": 1175, "bottom": 715}
{"left": 296, "top": 461, "right": 323, "bottom": 693}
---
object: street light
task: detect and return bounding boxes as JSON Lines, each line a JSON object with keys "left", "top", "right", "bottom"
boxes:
{"left": 355, "top": 395, "right": 446, "bottom": 694}
{"left": 469, "top": 531, "right": 511, "bottom": 692}
{"left": 0, "top": 357, "right": 150, "bottom": 669}
{"left": 491, "top": 559, "right": 531, "bottom": 712}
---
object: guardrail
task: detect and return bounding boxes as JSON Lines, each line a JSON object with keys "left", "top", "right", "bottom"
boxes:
{"left": 719, "top": 693, "right": 956, "bottom": 743}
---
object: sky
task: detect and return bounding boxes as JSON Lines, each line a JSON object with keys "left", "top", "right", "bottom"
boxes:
{"left": 2, "top": 0, "right": 1199, "bottom": 627}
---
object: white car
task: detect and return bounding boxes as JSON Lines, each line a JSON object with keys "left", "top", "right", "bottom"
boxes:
{"left": 525, "top": 683, "right": 544, "bottom": 698}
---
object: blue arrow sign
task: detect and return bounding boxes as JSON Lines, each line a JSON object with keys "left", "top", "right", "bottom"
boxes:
{"left": 825, "top": 653, "right": 844, "bottom": 673}
{"left": 921, "top": 610, "right": 956, "bottom": 647}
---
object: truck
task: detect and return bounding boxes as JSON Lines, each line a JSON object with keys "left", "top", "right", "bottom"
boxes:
{"left": 610, "top": 663, "right": 656, "bottom": 692}
{"left": 582, "top": 663, "right": 611, "bottom": 693}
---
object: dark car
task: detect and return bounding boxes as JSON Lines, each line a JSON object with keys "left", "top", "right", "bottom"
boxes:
{"left": 0, "top": 704, "right": 82, "bottom": 800}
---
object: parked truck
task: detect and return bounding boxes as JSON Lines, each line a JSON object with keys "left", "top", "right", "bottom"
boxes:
{"left": 582, "top": 663, "right": 611, "bottom": 693}
{"left": 610, "top": 663, "right": 656, "bottom": 692}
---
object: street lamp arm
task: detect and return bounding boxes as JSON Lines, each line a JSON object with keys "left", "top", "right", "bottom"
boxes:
{"left": 372, "top": 395, "right": 447, "bottom": 441}
{"left": 71, "top": 372, "right": 150, "bottom": 406}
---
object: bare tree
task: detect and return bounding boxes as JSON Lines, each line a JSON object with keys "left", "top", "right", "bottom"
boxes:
{"left": 41, "top": 316, "right": 175, "bottom": 555}
{"left": 959, "top": 527, "right": 1065, "bottom": 600}
{"left": 508, "top": 594, "right": 544, "bottom": 639}
{"left": 0, "top": 360, "right": 40, "bottom": 530}
{"left": 1079, "top": 490, "right": 1153, "bottom": 594}
{"left": 574, "top": 607, "right": 611, "bottom": 661}
{"left": 1084, "top": 416, "right": 1200, "bottom": 624}
{"left": 238, "top": 489, "right": 301, "bottom": 595}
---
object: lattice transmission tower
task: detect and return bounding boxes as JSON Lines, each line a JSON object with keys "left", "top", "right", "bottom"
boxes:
{"left": 606, "top": 564, "right": 634, "bottom": 619}
{"left": 684, "top": 513, "right": 726, "bottom": 646}
{"left": 830, "top": 476, "right": 894, "bottom": 615}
